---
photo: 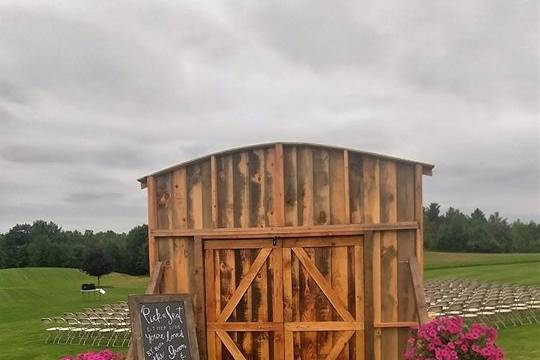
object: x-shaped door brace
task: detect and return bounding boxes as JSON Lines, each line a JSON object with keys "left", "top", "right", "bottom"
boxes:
{"left": 213, "top": 247, "right": 360, "bottom": 360}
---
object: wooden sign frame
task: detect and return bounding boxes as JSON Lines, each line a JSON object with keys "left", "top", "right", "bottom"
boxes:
{"left": 128, "top": 294, "right": 200, "bottom": 360}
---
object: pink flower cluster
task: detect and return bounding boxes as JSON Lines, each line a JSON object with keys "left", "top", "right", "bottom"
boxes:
{"left": 60, "top": 349, "right": 125, "bottom": 360}
{"left": 405, "top": 317, "right": 504, "bottom": 360}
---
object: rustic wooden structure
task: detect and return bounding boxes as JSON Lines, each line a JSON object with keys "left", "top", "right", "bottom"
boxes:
{"left": 137, "top": 142, "right": 433, "bottom": 360}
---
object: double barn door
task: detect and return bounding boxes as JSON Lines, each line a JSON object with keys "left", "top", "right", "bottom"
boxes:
{"left": 204, "top": 236, "right": 365, "bottom": 360}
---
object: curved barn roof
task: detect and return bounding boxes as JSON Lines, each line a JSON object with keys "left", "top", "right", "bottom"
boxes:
{"left": 137, "top": 142, "right": 434, "bottom": 188}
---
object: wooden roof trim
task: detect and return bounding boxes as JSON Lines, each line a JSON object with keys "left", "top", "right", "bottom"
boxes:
{"left": 137, "top": 142, "right": 434, "bottom": 188}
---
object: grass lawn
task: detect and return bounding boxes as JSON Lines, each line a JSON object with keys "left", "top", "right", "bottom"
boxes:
{"left": 0, "top": 268, "right": 147, "bottom": 360}
{"left": 424, "top": 251, "right": 540, "bottom": 359}
{"left": 0, "top": 252, "right": 538, "bottom": 359}
{"left": 424, "top": 252, "right": 540, "bottom": 286}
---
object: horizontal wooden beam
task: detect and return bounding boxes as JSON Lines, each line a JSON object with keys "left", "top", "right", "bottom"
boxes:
{"left": 151, "top": 222, "right": 419, "bottom": 239}
{"left": 207, "top": 322, "right": 281, "bottom": 331}
{"left": 285, "top": 322, "right": 363, "bottom": 331}
{"left": 374, "top": 322, "right": 418, "bottom": 328}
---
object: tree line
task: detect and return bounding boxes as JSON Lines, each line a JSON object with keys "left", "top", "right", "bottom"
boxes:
{"left": 0, "top": 220, "right": 148, "bottom": 275}
{"left": 0, "top": 204, "right": 538, "bottom": 274}
{"left": 424, "top": 203, "right": 540, "bottom": 253}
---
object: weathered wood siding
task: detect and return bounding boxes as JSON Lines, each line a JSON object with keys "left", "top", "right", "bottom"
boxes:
{"left": 151, "top": 144, "right": 422, "bottom": 231}
{"left": 144, "top": 143, "right": 429, "bottom": 360}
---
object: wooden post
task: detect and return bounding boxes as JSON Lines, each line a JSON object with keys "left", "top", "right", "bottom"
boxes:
{"left": 147, "top": 177, "right": 158, "bottom": 275}
{"left": 408, "top": 257, "right": 429, "bottom": 325}
{"left": 126, "top": 261, "right": 164, "bottom": 360}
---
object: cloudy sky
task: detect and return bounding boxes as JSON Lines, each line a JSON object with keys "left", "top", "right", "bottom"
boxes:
{"left": 0, "top": 0, "right": 538, "bottom": 232}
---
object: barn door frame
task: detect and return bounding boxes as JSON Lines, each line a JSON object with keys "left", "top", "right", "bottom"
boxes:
{"left": 282, "top": 236, "right": 364, "bottom": 360}
{"left": 204, "top": 238, "right": 284, "bottom": 360}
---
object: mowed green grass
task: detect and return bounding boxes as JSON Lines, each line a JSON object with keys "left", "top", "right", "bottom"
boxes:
{"left": 0, "top": 252, "right": 538, "bottom": 360}
{"left": 424, "top": 252, "right": 540, "bottom": 359}
{"left": 0, "top": 268, "right": 147, "bottom": 360}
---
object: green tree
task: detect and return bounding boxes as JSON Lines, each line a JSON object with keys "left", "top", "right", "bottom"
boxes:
{"left": 436, "top": 207, "right": 468, "bottom": 251}
{"left": 80, "top": 244, "right": 114, "bottom": 286}
{"left": 0, "top": 224, "right": 32, "bottom": 268}
{"left": 124, "top": 225, "right": 149, "bottom": 275}
{"left": 424, "top": 202, "right": 441, "bottom": 249}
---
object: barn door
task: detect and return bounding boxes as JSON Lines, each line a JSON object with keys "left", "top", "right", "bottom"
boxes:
{"left": 204, "top": 238, "right": 284, "bottom": 360}
{"left": 204, "top": 235, "right": 364, "bottom": 360}
{"left": 282, "top": 236, "right": 364, "bottom": 360}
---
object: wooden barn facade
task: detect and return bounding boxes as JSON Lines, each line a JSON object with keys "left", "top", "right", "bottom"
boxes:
{"left": 137, "top": 142, "right": 434, "bottom": 360}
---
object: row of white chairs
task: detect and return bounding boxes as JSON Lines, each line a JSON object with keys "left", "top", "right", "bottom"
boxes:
{"left": 425, "top": 279, "right": 540, "bottom": 328}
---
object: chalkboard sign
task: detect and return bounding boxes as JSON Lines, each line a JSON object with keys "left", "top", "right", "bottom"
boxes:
{"left": 128, "top": 294, "right": 199, "bottom": 360}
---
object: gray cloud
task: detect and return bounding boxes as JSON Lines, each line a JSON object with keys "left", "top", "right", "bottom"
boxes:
{"left": 0, "top": 0, "right": 538, "bottom": 232}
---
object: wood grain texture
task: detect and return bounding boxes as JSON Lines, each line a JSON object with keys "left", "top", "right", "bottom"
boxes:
{"left": 249, "top": 149, "right": 266, "bottom": 228}
{"left": 284, "top": 146, "right": 298, "bottom": 227}
{"left": 233, "top": 152, "right": 249, "bottom": 229}
{"left": 414, "top": 164, "right": 424, "bottom": 277}
{"left": 379, "top": 160, "right": 398, "bottom": 360}
{"left": 273, "top": 143, "right": 285, "bottom": 226}
{"left": 146, "top": 176, "right": 158, "bottom": 275}
{"left": 297, "top": 147, "right": 314, "bottom": 226}
{"left": 313, "top": 148, "right": 330, "bottom": 226}
{"left": 329, "top": 150, "right": 346, "bottom": 225}
{"left": 172, "top": 168, "right": 188, "bottom": 229}
{"left": 193, "top": 236, "right": 206, "bottom": 359}
{"left": 348, "top": 153, "right": 364, "bottom": 224}
{"left": 363, "top": 232, "right": 374, "bottom": 360}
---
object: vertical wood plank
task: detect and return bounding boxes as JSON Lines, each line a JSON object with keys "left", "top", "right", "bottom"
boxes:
{"left": 218, "top": 155, "right": 234, "bottom": 228}
{"left": 284, "top": 146, "right": 298, "bottom": 227}
{"left": 332, "top": 245, "right": 349, "bottom": 360}
{"left": 253, "top": 248, "right": 269, "bottom": 360}
{"left": 156, "top": 174, "right": 172, "bottom": 230}
{"left": 329, "top": 150, "right": 346, "bottom": 225}
{"left": 147, "top": 176, "right": 158, "bottom": 275}
{"left": 282, "top": 247, "right": 295, "bottom": 359}
{"left": 187, "top": 164, "right": 204, "bottom": 230}
{"left": 415, "top": 164, "right": 424, "bottom": 277}
{"left": 271, "top": 242, "right": 284, "bottom": 360}
{"left": 349, "top": 153, "right": 364, "bottom": 224}
{"left": 233, "top": 152, "right": 250, "bottom": 228}
{"left": 292, "top": 252, "right": 301, "bottom": 360}
{"left": 283, "top": 248, "right": 293, "bottom": 323}
{"left": 354, "top": 244, "right": 365, "bottom": 360}
{"left": 331, "top": 150, "right": 350, "bottom": 360}
{"left": 211, "top": 155, "right": 218, "bottom": 229}
{"left": 363, "top": 157, "right": 381, "bottom": 359}
{"left": 239, "top": 249, "right": 253, "bottom": 357}
{"left": 193, "top": 236, "right": 207, "bottom": 359}
{"left": 249, "top": 149, "right": 266, "bottom": 228}
{"left": 372, "top": 234, "right": 382, "bottom": 360}
{"left": 220, "top": 246, "right": 236, "bottom": 360}
{"left": 214, "top": 251, "right": 222, "bottom": 360}
{"left": 300, "top": 247, "right": 317, "bottom": 360}
{"left": 174, "top": 237, "right": 190, "bottom": 292}
{"left": 205, "top": 248, "right": 217, "bottom": 360}
{"left": 362, "top": 157, "right": 380, "bottom": 225}
{"left": 297, "top": 147, "right": 314, "bottom": 226}
{"left": 172, "top": 168, "right": 188, "bottom": 229}
{"left": 265, "top": 147, "right": 276, "bottom": 227}
{"left": 397, "top": 163, "right": 416, "bottom": 357}
{"left": 157, "top": 238, "right": 175, "bottom": 293}
{"left": 284, "top": 331, "right": 294, "bottom": 360}
{"left": 201, "top": 160, "right": 213, "bottom": 229}
{"left": 274, "top": 143, "right": 285, "bottom": 226}
{"left": 313, "top": 149, "right": 330, "bottom": 225}
{"left": 316, "top": 247, "right": 332, "bottom": 358}
{"left": 380, "top": 161, "right": 398, "bottom": 360}
{"left": 363, "top": 232, "right": 374, "bottom": 360}
{"left": 343, "top": 150, "right": 351, "bottom": 224}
